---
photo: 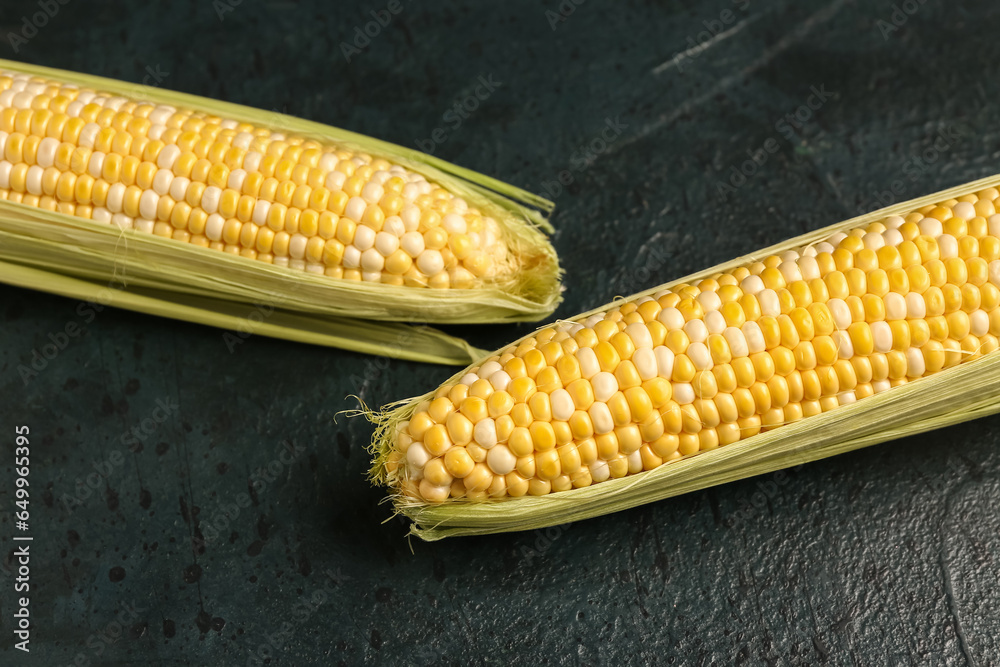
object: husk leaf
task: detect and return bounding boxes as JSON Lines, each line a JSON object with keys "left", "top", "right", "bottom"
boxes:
{"left": 370, "top": 173, "right": 1000, "bottom": 539}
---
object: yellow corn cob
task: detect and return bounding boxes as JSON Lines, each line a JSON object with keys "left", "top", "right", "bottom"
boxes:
{"left": 0, "top": 69, "right": 527, "bottom": 288}
{"left": 372, "top": 177, "right": 1000, "bottom": 536}
{"left": 0, "top": 60, "right": 560, "bottom": 364}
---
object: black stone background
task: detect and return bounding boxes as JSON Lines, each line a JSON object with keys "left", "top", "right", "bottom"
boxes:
{"left": 1, "top": 0, "right": 999, "bottom": 665}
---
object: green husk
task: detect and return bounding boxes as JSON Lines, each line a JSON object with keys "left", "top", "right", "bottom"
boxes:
{"left": 370, "top": 173, "right": 1000, "bottom": 539}
{"left": 0, "top": 59, "right": 561, "bottom": 363}
{"left": 0, "top": 260, "right": 484, "bottom": 366}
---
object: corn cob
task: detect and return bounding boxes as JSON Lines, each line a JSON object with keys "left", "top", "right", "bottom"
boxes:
{"left": 0, "top": 60, "right": 560, "bottom": 363}
{"left": 372, "top": 176, "right": 1000, "bottom": 538}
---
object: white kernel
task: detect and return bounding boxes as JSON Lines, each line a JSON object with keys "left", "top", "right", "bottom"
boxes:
{"left": 938, "top": 234, "right": 958, "bottom": 259}
{"left": 417, "top": 249, "right": 444, "bottom": 275}
{"left": 654, "top": 346, "right": 674, "bottom": 377}
{"left": 862, "top": 232, "right": 885, "bottom": 250}
{"left": 723, "top": 327, "right": 748, "bottom": 357}
{"left": 400, "top": 231, "right": 425, "bottom": 257}
{"left": 383, "top": 216, "right": 406, "bottom": 237}
{"left": 139, "top": 190, "right": 159, "bottom": 220}
{"left": 704, "top": 310, "right": 726, "bottom": 334}
{"left": 741, "top": 321, "right": 766, "bottom": 354}
{"left": 988, "top": 215, "right": 1000, "bottom": 239}
{"left": 344, "top": 196, "right": 367, "bottom": 222}
{"left": 486, "top": 444, "right": 515, "bottom": 474}
{"left": 884, "top": 292, "right": 906, "bottom": 320}
{"left": 624, "top": 322, "right": 653, "bottom": 349}
{"left": 971, "top": 310, "right": 989, "bottom": 337}
{"left": 588, "top": 402, "right": 614, "bottom": 434}
{"left": 106, "top": 183, "right": 125, "bottom": 213}
{"left": 252, "top": 199, "right": 271, "bottom": 226}
{"left": 871, "top": 321, "right": 892, "bottom": 353}
{"left": 201, "top": 186, "right": 222, "bottom": 215}
{"left": 477, "top": 361, "right": 502, "bottom": 379}
{"left": 152, "top": 168, "right": 174, "bottom": 196}
{"left": 905, "top": 292, "right": 926, "bottom": 319}
{"left": 361, "top": 182, "right": 384, "bottom": 204}
{"left": 243, "top": 151, "right": 263, "bottom": 173}
{"left": 686, "top": 342, "right": 712, "bottom": 370}
{"left": 872, "top": 379, "right": 892, "bottom": 393}
{"left": 953, "top": 201, "right": 975, "bottom": 220}
{"left": 590, "top": 460, "right": 610, "bottom": 482}
{"left": 683, "top": 319, "right": 709, "bottom": 344}
{"left": 592, "top": 372, "right": 619, "bottom": 402}
{"left": 375, "top": 231, "right": 399, "bottom": 256}
{"left": 905, "top": 347, "right": 925, "bottom": 377}
{"left": 551, "top": 389, "right": 574, "bottom": 421}
{"left": 168, "top": 176, "right": 190, "bottom": 202}
{"left": 576, "top": 347, "right": 600, "bottom": 379}
{"left": 882, "top": 228, "right": 903, "bottom": 247}
{"left": 0, "top": 161, "right": 10, "bottom": 189}
{"left": 361, "top": 248, "right": 385, "bottom": 271}
{"left": 318, "top": 153, "right": 338, "bottom": 171}
{"left": 87, "top": 151, "right": 105, "bottom": 179}
{"left": 400, "top": 204, "right": 421, "bottom": 230}
{"left": 353, "top": 225, "right": 376, "bottom": 251}
{"left": 489, "top": 370, "right": 511, "bottom": 392}
{"left": 758, "top": 289, "right": 780, "bottom": 317}
{"left": 696, "top": 290, "right": 722, "bottom": 312}
{"left": 633, "top": 348, "right": 657, "bottom": 380}
{"left": 442, "top": 213, "right": 467, "bottom": 235}
{"left": 828, "top": 298, "right": 851, "bottom": 330}
{"left": 837, "top": 390, "right": 857, "bottom": 406}
{"left": 227, "top": 168, "right": 247, "bottom": 191}
{"left": 827, "top": 232, "right": 848, "bottom": 246}
{"left": 795, "top": 255, "right": 818, "bottom": 280}
{"left": 233, "top": 131, "right": 254, "bottom": 150}
{"left": 342, "top": 245, "right": 361, "bottom": 269}
{"left": 673, "top": 383, "right": 694, "bottom": 405}
{"left": 883, "top": 215, "right": 905, "bottom": 229}
{"left": 460, "top": 372, "right": 478, "bottom": 386}
{"left": 832, "top": 330, "right": 853, "bottom": 359}
{"left": 778, "top": 260, "right": 802, "bottom": 283}
{"left": 25, "top": 165, "right": 43, "bottom": 195}
{"left": 657, "top": 307, "right": 685, "bottom": 330}
{"left": 205, "top": 214, "right": 225, "bottom": 241}
{"left": 36, "top": 137, "right": 58, "bottom": 168}
{"left": 476, "top": 419, "right": 499, "bottom": 450}
{"left": 91, "top": 207, "right": 112, "bottom": 224}
{"left": 157, "top": 144, "right": 180, "bottom": 170}
{"left": 918, "top": 217, "right": 943, "bottom": 237}
{"left": 406, "top": 442, "right": 430, "bottom": 468}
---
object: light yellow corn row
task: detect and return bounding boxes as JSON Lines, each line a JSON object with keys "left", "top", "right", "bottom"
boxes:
{"left": 377, "top": 185, "right": 1000, "bottom": 505}
{"left": 0, "top": 69, "right": 517, "bottom": 290}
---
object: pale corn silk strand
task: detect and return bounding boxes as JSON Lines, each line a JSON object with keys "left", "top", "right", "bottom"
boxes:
{"left": 373, "top": 175, "right": 1000, "bottom": 540}
{"left": 0, "top": 70, "right": 516, "bottom": 288}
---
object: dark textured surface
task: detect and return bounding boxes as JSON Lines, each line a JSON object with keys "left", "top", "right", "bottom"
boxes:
{"left": 2, "top": 1, "right": 1000, "bottom": 664}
